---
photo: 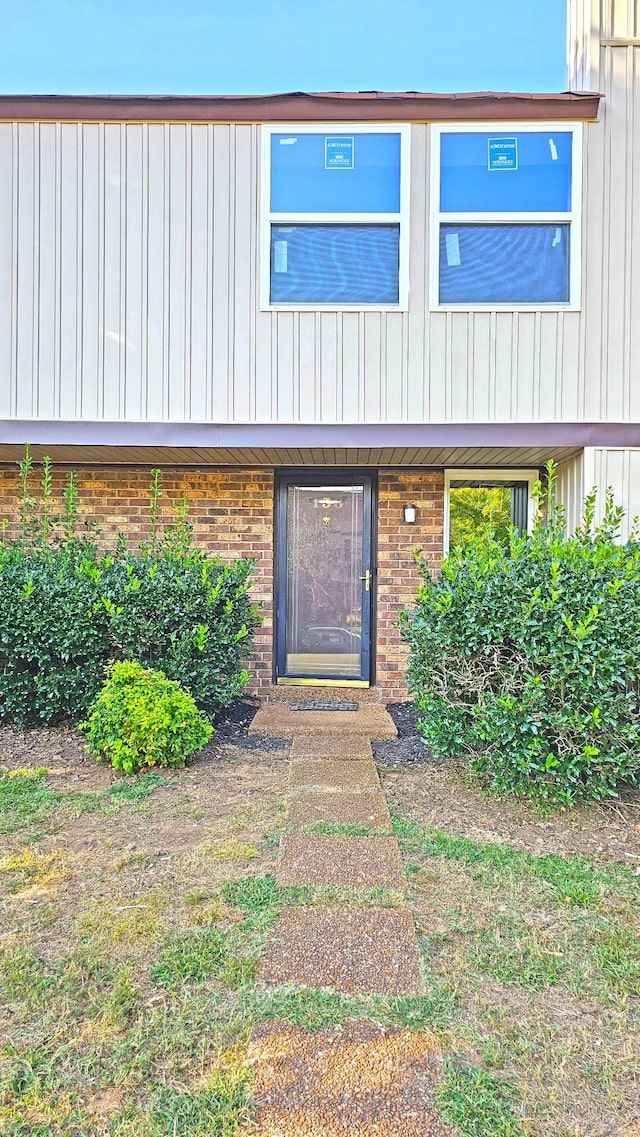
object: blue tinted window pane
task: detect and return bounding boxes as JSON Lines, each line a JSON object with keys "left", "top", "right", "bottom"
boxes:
{"left": 271, "top": 225, "right": 399, "bottom": 304}
{"left": 271, "top": 133, "right": 401, "bottom": 213}
{"left": 440, "top": 132, "right": 572, "bottom": 212}
{"left": 439, "top": 224, "right": 570, "bottom": 304}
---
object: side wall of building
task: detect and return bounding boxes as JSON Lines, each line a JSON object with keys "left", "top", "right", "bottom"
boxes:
{"left": 583, "top": 447, "right": 640, "bottom": 539}
{"left": 556, "top": 451, "right": 585, "bottom": 534}
{"left": 555, "top": 445, "right": 640, "bottom": 540}
{"left": 376, "top": 470, "right": 444, "bottom": 700}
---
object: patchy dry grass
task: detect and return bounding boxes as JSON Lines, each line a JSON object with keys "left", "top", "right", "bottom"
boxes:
{"left": 0, "top": 744, "right": 289, "bottom": 1136}
{"left": 1, "top": 734, "right": 639, "bottom": 1136}
{"left": 187, "top": 837, "right": 259, "bottom": 865}
{"left": 78, "top": 890, "right": 169, "bottom": 946}
{"left": 0, "top": 847, "right": 70, "bottom": 895}
{"left": 388, "top": 796, "right": 640, "bottom": 1137}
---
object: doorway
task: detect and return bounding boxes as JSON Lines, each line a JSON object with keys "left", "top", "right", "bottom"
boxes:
{"left": 275, "top": 473, "right": 375, "bottom": 685}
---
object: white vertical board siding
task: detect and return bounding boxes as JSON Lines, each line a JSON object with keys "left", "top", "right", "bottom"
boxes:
{"left": 557, "top": 444, "right": 640, "bottom": 542}
{"left": 556, "top": 452, "right": 585, "bottom": 534}
{"left": 0, "top": 54, "right": 637, "bottom": 428}
{"left": 568, "top": 0, "right": 640, "bottom": 425}
{"left": 0, "top": 125, "right": 13, "bottom": 417}
{"left": 583, "top": 447, "right": 640, "bottom": 541}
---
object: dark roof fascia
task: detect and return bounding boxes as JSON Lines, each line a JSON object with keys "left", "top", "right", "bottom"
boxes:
{"left": 0, "top": 91, "right": 602, "bottom": 123}
{"left": 1, "top": 421, "right": 637, "bottom": 449}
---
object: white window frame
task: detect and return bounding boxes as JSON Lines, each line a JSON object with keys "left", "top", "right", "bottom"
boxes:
{"left": 260, "top": 123, "right": 411, "bottom": 312}
{"left": 430, "top": 122, "right": 582, "bottom": 312}
{"left": 444, "top": 467, "right": 539, "bottom": 555}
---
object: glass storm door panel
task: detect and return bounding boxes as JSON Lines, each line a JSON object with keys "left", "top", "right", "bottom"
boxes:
{"left": 276, "top": 478, "right": 373, "bottom": 683}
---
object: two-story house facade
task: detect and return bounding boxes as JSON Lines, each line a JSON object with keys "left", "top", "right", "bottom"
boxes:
{"left": 1, "top": 0, "right": 638, "bottom": 700}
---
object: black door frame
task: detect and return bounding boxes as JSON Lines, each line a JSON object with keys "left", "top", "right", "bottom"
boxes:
{"left": 274, "top": 470, "right": 377, "bottom": 685}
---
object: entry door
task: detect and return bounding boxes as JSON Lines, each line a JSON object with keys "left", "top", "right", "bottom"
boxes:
{"left": 275, "top": 474, "right": 374, "bottom": 685}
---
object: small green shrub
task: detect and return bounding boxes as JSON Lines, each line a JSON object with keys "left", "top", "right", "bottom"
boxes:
{"left": 81, "top": 661, "right": 213, "bottom": 774}
{"left": 401, "top": 464, "right": 640, "bottom": 805}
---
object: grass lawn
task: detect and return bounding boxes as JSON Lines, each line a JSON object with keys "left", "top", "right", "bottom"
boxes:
{"left": 383, "top": 760, "right": 640, "bottom": 1137}
{"left": 1, "top": 725, "right": 639, "bottom": 1136}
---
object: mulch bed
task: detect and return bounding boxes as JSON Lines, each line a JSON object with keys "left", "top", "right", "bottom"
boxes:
{"left": 372, "top": 703, "right": 434, "bottom": 767}
{"left": 209, "top": 696, "right": 291, "bottom": 753}
{"left": 0, "top": 694, "right": 290, "bottom": 785}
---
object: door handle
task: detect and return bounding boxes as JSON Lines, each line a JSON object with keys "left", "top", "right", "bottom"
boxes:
{"left": 359, "top": 569, "right": 371, "bottom": 592}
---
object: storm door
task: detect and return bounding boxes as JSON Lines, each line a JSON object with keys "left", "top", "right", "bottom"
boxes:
{"left": 275, "top": 474, "right": 374, "bottom": 685}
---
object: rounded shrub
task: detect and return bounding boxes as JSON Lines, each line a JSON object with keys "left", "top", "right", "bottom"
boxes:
{"left": 81, "top": 660, "right": 214, "bottom": 774}
{"left": 401, "top": 466, "right": 640, "bottom": 805}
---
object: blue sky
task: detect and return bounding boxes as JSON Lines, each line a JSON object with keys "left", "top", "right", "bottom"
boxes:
{"left": 1, "top": 0, "right": 567, "bottom": 95}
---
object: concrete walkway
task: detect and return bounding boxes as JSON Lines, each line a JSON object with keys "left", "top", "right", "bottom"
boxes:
{"left": 245, "top": 709, "right": 446, "bottom": 1136}
{"left": 258, "top": 728, "right": 425, "bottom": 996}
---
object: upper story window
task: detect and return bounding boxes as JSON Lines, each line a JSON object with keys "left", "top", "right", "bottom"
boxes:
{"left": 430, "top": 123, "right": 582, "bottom": 310}
{"left": 261, "top": 124, "right": 410, "bottom": 310}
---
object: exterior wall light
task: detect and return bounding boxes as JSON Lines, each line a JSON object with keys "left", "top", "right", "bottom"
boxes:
{"left": 403, "top": 504, "right": 417, "bottom": 523}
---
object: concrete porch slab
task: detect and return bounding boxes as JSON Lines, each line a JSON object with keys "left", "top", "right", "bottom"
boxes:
{"left": 277, "top": 834, "right": 407, "bottom": 891}
{"left": 257, "top": 907, "right": 425, "bottom": 996}
{"left": 287, "top": 789, "right": 391, "bottom": 832}
{"left": 289, "top": 759, "right": 381, "bottom": 791}
{"left": 264, "top": 684, "right": 384, "bottom": 703}
{"left": 249, "top": 702, "right": 397, "bottom": 740}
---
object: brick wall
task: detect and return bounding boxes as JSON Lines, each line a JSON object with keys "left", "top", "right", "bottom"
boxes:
{"left": 0, "top": 465, "right": 275, "bottom": 693}
{"left": 0, "top": 464, "right": 445, "bottom": 702}
{"left": 376, "top": 470, "right": 444, "bottom": 701}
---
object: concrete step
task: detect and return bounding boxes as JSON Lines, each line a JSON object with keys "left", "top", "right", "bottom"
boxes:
{"left": 289, "top": 758, "right": 381, "bottom": 791}
{"left": 287, "top": 788, "right": 391, "bottom": 832}
{"left": 258, "top": 907, "right": 425, "bottom": 996}
{"left": 249, "top": 701, "right": 397, "bottom": 740}
{"left": 246, "top": 1021, "right": 445, "bottom": 1137}
{"left": 277, "top": 834, "right": 407, "bottom": 891}
{"left": 290, "top": 735, "right": 374, "bottom": 760}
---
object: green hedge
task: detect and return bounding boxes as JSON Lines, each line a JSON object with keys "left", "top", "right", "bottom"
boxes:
{"left": 400, "top": 466, "right": 640, "bottom": 805}
{"left": 0, "top": 540, "right": 112, "bottom": 725}
{"left": 0, "top": 454, "right": 260, "bottom": 726}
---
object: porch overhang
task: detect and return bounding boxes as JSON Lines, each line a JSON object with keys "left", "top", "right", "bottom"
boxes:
{"left": 1, "top": 420, "right": 638, "bottom": 469}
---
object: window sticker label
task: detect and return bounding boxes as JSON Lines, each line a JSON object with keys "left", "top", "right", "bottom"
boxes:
{"left": 445, "top": 232, "right": 461, "bottom": 266}
{"left": 325, "top": 136, "right": 355, "bottom": 169}
{"left": 488, "top": 137, "right": 518, "bottom": 171}
{"left": 273, "top": 240, "right": 288, "bottom": 273}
